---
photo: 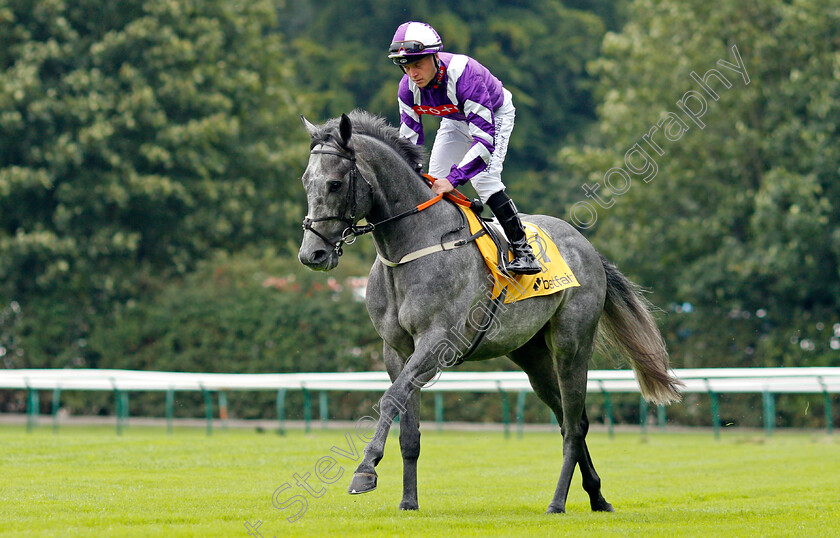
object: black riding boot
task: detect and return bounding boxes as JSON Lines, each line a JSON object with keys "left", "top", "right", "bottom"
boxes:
{"left": 486, "top": 191, "right": 542, "bottom": 275}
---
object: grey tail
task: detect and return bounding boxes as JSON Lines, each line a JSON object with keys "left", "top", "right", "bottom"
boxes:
{"left": 597, "top": 253, "right": 684, "bottom": 405}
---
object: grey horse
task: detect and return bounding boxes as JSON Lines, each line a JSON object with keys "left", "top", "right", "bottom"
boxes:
{"left": 297, "top": 110, "right": 683, "bottom": 514}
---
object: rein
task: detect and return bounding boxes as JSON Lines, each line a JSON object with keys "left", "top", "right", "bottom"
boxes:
{"left": 302, "top": 146, "right": 473, "bottom": 257}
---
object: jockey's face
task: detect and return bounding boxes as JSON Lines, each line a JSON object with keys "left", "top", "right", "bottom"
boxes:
{"left": 403, "top": 55, "right": 437, "bottom": 88}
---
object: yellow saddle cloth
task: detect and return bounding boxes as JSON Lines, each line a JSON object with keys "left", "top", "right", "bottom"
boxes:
{"left": 459, "top": 205, "right": 580, "bottom": 304}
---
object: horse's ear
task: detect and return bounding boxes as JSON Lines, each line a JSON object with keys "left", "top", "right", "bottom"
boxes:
{"left": 339, "top": 113, "right": 352, "bottom": 147}
{"left": 300, "top": 115, "right": 319, "bottom": 139}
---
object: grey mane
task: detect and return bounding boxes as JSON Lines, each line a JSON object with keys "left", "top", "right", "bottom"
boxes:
{"left": 312, "top": 109, "right": 426, "bottom": 167}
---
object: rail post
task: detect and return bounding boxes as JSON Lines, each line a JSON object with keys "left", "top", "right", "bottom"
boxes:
{"left": 276, "top": 388, "right": 287, "bottom": 435}
{"left": 434, "top": 392, "right": 444, "bottom": 432}
{"left": 763, "top": 389, "right": 775, "bottom": 436}
{"left": 121, "top": 391, "right": 130, "bottom": 429}
{"left": 319, "top": 391, "right": 328, "bottom": 430}
{"left": 657, "top": 404, "right": 667, "bottom": 430}
{"left": 302, "top": 386, "right": 311, "bottom": 434}
{"left": 639, "top": 396, "right": 649, "bottom": 436}
{"left": 166, "top": 387, "right": 174, "bottom": 435}
{"left": 25, "top": 379, "right": 38, "bottom": 433}
{"left": 51, "top": 386, "right": 61, "bottom": 434}
{"left": 219, "top": 391, "right": 228, "bottom": 430}
{"left": 705, "top": 379, "right": 721, "bottom": 440}
{"left": 516, "top": 390, "right": 527, "bottom": 439}
{"left": 200, "top": 383, "right": 213, "bottom": 437}
{"left": 110, "top": 378, "right": 124, "bottom": 436}
{"left": 819, "top": 377, "right": 833, "bottom": 435}
{"left": 498, "top": 382, "right": 510, "bottom": 439}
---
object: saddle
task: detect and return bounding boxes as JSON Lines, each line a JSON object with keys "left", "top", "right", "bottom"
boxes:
{"left": 457, "top": 205, "right": 580, "bottom": 304}
{"left": 375, "top": 174, "right": 579, "bottom": 304}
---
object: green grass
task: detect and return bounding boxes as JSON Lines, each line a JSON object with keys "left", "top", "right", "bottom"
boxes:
{"left": 1, "top": 424, "right": 838, "bottom": 537}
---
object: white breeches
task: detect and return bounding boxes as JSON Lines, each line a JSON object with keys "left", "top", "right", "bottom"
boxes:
{"left": 428, "top": 88, "right": 515, "bottom": 203}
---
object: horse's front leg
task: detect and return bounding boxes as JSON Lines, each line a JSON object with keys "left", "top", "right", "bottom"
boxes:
{"left": 397, "top": 388, "right": 421, "bottom": 510}
{"left": 348, "top": 340, "right": 439, "bottom": 499}
{"left": 382, "top": 344, "right": 422, "bottom": 510}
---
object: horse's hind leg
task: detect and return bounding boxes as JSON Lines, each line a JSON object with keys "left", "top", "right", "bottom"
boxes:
{"left": 578, "top": 408, "right": 613, "bottom": 512}
{"left": 510, "top": 330, "right": 611, "bottom": 514}
{"left": 552, "top": 333, "right": 614, "bottom": 514}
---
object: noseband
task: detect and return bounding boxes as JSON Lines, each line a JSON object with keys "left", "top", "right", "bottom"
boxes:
{"left": 302, "top": 146, "right": 374, "bottom": 256}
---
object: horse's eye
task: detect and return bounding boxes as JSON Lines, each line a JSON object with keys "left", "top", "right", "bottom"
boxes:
{"left": 328, "top": 180, "right": 343, "bottom": 193}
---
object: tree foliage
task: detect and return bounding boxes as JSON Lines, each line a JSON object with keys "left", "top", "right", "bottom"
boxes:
{"left": 285, "top": 0, "right": 614, "bottom": 170}
{"left": 0, "top": 0, "right": 304, "bottom": 309}
{"left": 0, "top": 0, "right": 307, "bottom": 367}
{"left": 558, "top": 0, "right": 840, "bottom": 369}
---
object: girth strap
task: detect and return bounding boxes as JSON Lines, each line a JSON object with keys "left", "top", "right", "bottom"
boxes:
{"left": 455, "top": 287, "right": 507, "bottom": 364}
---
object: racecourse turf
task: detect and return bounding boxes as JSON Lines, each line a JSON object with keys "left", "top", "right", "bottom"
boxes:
{"left": 1, "top": 423, "right": 838, "bottom": 537}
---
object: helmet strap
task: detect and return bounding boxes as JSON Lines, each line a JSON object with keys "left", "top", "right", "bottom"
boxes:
{"left": 432, "top": 56, "right": 445, "bottom": 89}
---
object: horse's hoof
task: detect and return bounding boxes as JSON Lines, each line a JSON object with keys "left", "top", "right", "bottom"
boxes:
{"left": 399, "top": 500, "right": 419, "bottom": 511}
{"left": 348, "top": 472, "right": 377, "bottom": 494}
{"left": 591, "top": 497, "right": 614, "bottom": 512}
{"left": 546, "top": 504, "right": 566, "bottom": 514}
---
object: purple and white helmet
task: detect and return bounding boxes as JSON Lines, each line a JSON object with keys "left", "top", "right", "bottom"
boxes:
{"left": 388, "top": 21, "right": 442, "bottom": 65}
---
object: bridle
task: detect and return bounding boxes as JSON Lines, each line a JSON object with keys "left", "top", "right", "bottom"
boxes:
{"left": 302, "top": 145, "right": 375, "bottom": 256}
{"left": 302, "top": 143, "right": 476, "bottom": 257}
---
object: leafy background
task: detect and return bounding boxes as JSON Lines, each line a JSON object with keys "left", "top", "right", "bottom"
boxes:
{"left": 1, "top": 0, "right": 837, "bottom": 426}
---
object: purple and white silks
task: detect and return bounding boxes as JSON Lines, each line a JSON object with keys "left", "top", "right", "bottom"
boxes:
{"left": 397, "top": 52, "right": 514, "bottom": 196}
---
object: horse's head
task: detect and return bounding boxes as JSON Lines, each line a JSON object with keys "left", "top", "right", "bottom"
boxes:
{"left": 298, "top": 113, "right": 374, "bottom": 271}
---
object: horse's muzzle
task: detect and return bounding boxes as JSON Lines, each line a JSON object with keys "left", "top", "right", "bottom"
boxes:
{"left": 298, "top": 247, "right": 339, "bottom": 271}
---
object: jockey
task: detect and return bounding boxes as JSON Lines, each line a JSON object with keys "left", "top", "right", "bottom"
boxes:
{"left": 388, "top": 21, "right": 542, "bottom": 276}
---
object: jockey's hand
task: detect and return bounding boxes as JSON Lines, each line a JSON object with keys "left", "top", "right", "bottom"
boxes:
{"left": 431, "top": 177, "right": 455, "bottom": 195}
